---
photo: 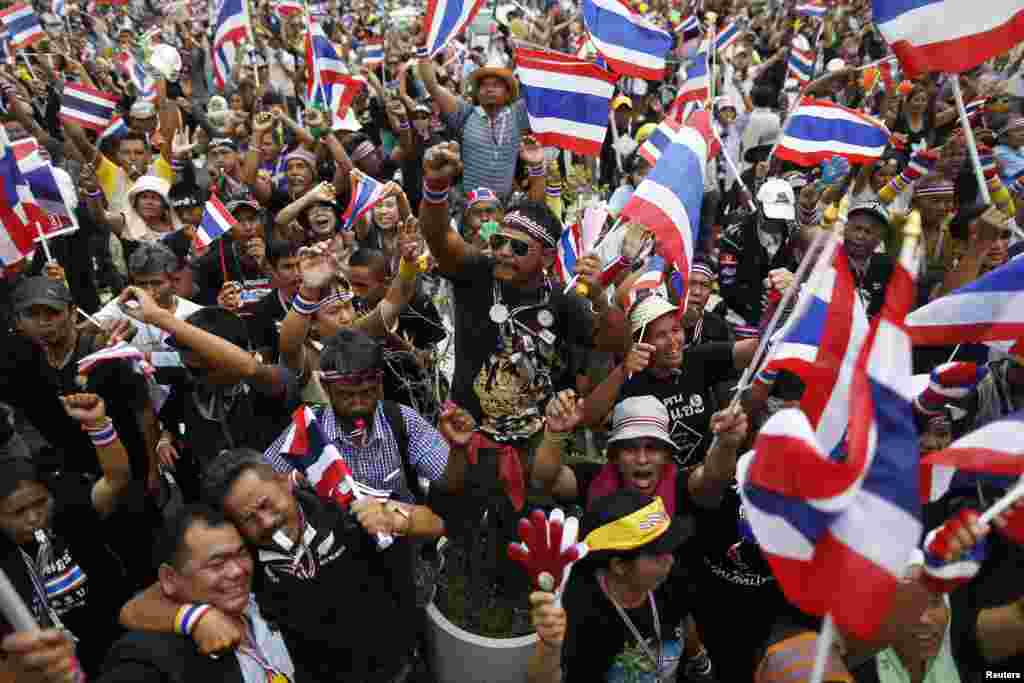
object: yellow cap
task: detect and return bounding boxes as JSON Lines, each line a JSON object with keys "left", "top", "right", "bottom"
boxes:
{"left": 612, "top": 94, "right": 633, "bottom": 111}
{"left": 635, "top": 122, "right": 658, "bottom": 146}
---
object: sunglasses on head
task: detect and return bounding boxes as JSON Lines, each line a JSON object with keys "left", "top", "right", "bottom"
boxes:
{"left": 489, "top": 233, "right": 532, "bottom": 257}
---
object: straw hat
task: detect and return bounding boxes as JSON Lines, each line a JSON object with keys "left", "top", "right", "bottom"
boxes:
{"left": 469, "top": 63, "right": 520, "bottom": 100}
{"left": 629, "top": 295, "right": 678, "bottom": 337}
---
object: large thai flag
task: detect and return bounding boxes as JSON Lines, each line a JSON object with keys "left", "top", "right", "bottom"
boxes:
{"left": 306, "top": 18, "right": 366, "bottom": 127}
{"left": 555, "top": 221, "right": 582, "bottom": 286}
{"left": 59, "top": 83, "right": 118, "bottom": 132}
{"left": 0, "top": 3, "right": 45, "bottom": 49}
{"left": 920, "top": 409, "right": 1024, "bottom": 502}
{"left": 776, "top": 97, "right": 891, "bottom": 167}
{"left": 419, "top": 0, "right": 487, "bottom": 58}
{"left": 738, "top": 227, "right": 923, "bottom": 640}
{"left": 873, "top": 0, "right": 1024, "bottom": 79}
{"left": 360, "top": 38, "right": 385, "bottom": 67}
{"left": 759, "top": 244, "right": 870, "bottom": 458}
{"left": 13, "top": 138, "right": 75, "bottom": 239}
{"left": 713, "top": 20, "right": 740, "bottom": 54}
{"left": 515, "top": 47, "right": 617, "bottom": 157}
{"left": 115, "top": 52, "right": 157, "bottom": 102}
{"left": 795, "top": 1, "right": 827, "bottom": 18}
{"left": 672, "top": 41, "right": 709, "bottom": 110}
{"left": 620, "top": 111, "right": 711, "bottom": 306}
{"left": 0, "top": 127, "right": 40, "bottom": 266}
{"left": 341, "top": 171, "right": 389, "bottom": 231}
{"left": 905, "top": 255, "right": 1024, "bottom": 346}
{"left": 197, "top": 195, "right": 238, "bottom": 247}
{"left": 212, "top": 0, "right": 251, "bottom": 91}
{"left": 582, "top": 0, "right": 673, "bottom": 80}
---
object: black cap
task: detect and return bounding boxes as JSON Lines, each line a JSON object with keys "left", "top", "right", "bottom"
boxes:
{"left": 12, "top": 276, "right": 73, "bottom": 313}
{"left": 580, "top": 489, "right": 695, "bottom": 556}
{"left": 166, "top": 307, "right": 251, "bottom": 352}
{"left": 169, "top": 179, "right": 207, "bottom": 210}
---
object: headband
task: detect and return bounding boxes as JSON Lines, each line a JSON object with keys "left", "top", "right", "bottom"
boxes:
{"left": 915, "top": 183, "right": 955, "bottom": 198}
{"left": 583, "top": 498, "right": 671, "bottom": 552}
{"left": 466, "top": 187, "right": 498, "bottom": 207}
{"left": 350, "top": 141, "right": 376, "bottom": 162}
{"left": 320, "top": 290, "right": 355, "bottom": 308}
{"left": 504, "top": 212, "right": 556, "bottom": 248}
{"left": 319, "top": 367, "right": 383, "bottom": 385}
{"left": 691, "top": 263, "right": 715, "bottom": 280}
{"left": 286, "top": 149, "right": 317, "bottom": 169}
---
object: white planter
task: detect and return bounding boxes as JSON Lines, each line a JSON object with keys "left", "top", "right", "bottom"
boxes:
{"left": 425, "top": 602, "right": 538, "bottom": 683}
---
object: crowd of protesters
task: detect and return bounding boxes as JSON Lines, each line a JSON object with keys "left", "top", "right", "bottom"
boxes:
{"left": 1, "top": 0, "right": 1024, "bottom": 681}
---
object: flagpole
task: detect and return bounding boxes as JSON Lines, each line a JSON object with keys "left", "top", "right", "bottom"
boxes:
{"left": 977, "top": 477, "right": 1024, "bottom": 527}
{"left": 244, "top": 0, "right": 260, "bottom": 90}
{"left": 808, "top": 613, "right": 836, "bottom": 683}
{"left": 950, "top": 74, "right": 991, "bottom": 206}
{"left": 34, "top": 221, "right": 53, "bottom": 262}
{"left": 706, "top": 12, "right": 717, "bottom": 102}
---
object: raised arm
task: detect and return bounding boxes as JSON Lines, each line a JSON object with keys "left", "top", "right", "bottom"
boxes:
{"left": 687, "top": 408, "right": 749, "bottom": 508}
{"left": 62, "top": 394, "right": 132, "bottom": 519}
{"left": 417, "top": 57, "right": 461, "bottom": 116}
{"left": 419, "top": 142, "right": 480, "bottom": 274}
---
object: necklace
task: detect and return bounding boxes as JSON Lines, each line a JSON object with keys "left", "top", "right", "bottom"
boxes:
{"left": 598, "top": 572, "right": 663, "bottom": 682}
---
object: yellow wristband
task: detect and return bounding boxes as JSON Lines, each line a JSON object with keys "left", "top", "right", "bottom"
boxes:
{"left": 398, "top": 258, "right": 418, "bottom": 281}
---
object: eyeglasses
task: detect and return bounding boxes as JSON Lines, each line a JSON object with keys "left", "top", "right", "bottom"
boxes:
{"left": 489, "top": 233, "right": 531, "bottom": 257}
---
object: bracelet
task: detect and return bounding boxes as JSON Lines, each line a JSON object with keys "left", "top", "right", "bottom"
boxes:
{"left": 174, "top": 603, "right": 212, "bottom": 636}
{"left": 83, "top": 188, "right": 102, "bottom": 198}
{"left": 398, "top": 257, "right": 419, "bottom": 281}
{"left": 156, "top": 437, "right": 173, "bottom": 452}
{"left": 528, "top": 164, "right": 546, "bottom": 177}
{"left": 292, "top": 292, "right": 323, "bottom": 316}
{"left": 422, "top": 180, "right": 450, "bottom": 204}
{"left": 85, "top": 419, "right": 117, "bottom": 447}
{"left": 397, "top": 121, "right": 410, "bottom": 130}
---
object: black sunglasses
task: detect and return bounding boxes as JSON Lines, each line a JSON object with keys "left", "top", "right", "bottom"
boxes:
{"left": 489, "top": 233, "right": 531, "bottom": 257}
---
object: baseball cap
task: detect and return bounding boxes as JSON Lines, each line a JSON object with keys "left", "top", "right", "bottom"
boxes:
{"left": 165, "top": 307, "right": 251, "bottom": 352}
{"left": 757, "top": 178, "right": 796, "bottom": 221}
{"left": 12, "top": 277, "right": 73, "bottom": 314}
{"left": 847, "top": 198, "right": 890, "bottom": 226}
{"left": 581, "top": 489, "right": 694, "bottom": 556}
{"left": 607, "top": 396, "right": 676, "bottom": 451}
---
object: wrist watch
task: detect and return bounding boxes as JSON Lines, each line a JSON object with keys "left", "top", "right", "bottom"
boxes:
{"left": 388, "top": 502, "right": 411, "bottom": 536}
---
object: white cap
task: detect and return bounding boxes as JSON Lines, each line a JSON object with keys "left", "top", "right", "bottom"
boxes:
{"left": 757, "top": 178, "right": 796, "bottom": 221}
{"left": 607, "top": 396, "right": 676, "bottom": 451}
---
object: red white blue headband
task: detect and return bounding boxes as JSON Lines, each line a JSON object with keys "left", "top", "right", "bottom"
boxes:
{"left": 504, "top": 212, "right": 556, "bottom": 248}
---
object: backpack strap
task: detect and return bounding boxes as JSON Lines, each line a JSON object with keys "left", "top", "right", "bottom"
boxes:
{"left": 381, "top": 400, "right": 420, "bottom": 500}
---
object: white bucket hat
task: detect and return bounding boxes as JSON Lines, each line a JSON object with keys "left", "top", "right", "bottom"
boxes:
{"left": 607, "top": 396, "right": 676, "bottom": 450}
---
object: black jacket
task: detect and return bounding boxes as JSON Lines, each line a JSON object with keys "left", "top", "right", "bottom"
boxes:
{"left": 718, "top": 215, "right": 801, "bottom": 327}
{"left": 97, "top": 631, "right": 246, "bottom": 683}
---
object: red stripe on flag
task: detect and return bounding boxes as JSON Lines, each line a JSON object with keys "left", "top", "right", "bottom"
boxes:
{"left": 889, "top": 8, "right": 1024, "bottom": 78}
{"left": 921, "top": 447, "right": 1024, "bottom": 476}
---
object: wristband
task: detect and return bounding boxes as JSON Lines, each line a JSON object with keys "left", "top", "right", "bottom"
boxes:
{"left": 83, "top": 189, "right": 102, "bottom": 198}
{"left": 156, "top": 436, "right": 173, "bottom": 452}
{"left": 292, "top": 292, "right": 323, "bottom": 316}
{"left": 174, "top": 603, "right": 212, "bottom": 636}
{"left": 422, "top": 180, "right": 450, "bottom": 204}
{"left": 398, "top": 257, "right": 419, "bottom": 281}
{"left": 545, "top": 185, "right": 562, "bottom": 198}
{"left": 397, "top": 121, "right": 410, "bottom": 130}
{"left": 528, "top": 164, "right": 545, "bottom": 177}
{"left": 85, "top": 419, "right": 117, "bottom": 447}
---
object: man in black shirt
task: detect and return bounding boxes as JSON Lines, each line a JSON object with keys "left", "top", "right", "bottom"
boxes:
{"left": 844, "top": 199, "right": 895, "bottom": 319}
{"left": 191, "top": 195, "right": 274, "bottom": 306}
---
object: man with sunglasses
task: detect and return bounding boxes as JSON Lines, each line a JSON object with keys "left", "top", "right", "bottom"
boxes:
{"left": 418, "top": 141, "right": 629, "bottom": 505}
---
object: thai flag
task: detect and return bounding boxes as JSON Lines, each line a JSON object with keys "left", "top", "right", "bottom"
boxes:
{"left": 98, "top": 115, "right": 129, "bottom": 144}
{"left": 59, "top": 83, "right": 118, "bottom": 132}
{"left": 582, "top": 0, "right": 673, "bottom": 80}
{"left": 360, "top": 38, "right": 385, "bottom": 66}
{"left": 788, "top": 45, "right": 815, "bottom": 85}
{"left": 115, "top": 52, "right": 157, "bottom": 102}
{"left": 638, "top": 116, "right": 681, "bottom": 167}
{"left": 273, "top": 0, "right": 303, "bottom": 16}
{"left": 905, "top": 254, "right": 1024, "bottom": 346}
{"left": 873, "top": 0, "right": 1024, "bottom": 79}
{"left": 620, "top": 110, "right": 711, "bottom": 305}
{"left": 624, "top": 255, "right": 667, "bottom": 312}
{"left": 306, "top": 17, "right": 366, "bottom": 126}
{"left": 419, "top": 0, "right": 488, "bottom": 58}
{"left": 515, "top": 47, "right": 617, "bottom": 157}
{"left": 197, "top": 195, "right": 238, "bottom": 247}
{"left": 212, "top": 0, "right": 251, "bottom": 91}
{"left": 340, "top": 171, "right": 389, "bottom": 231}
{"left": 795, "top": 2, "right": 827, "bottom": 18}
{"left": 775, "top": 97, "right": 892, "bottom": 167}
{"left": 713, "top": 20, "right": 739, "bottom": 54}
{"left": 0, "top": 127, "right": 40, "bottom": 266}
{"left": 672, "top": 41, "right": 709, "bottom": 110}
{"left": 0, "top": 4, "right": 45, "bottom": 49}
{"left": 920, "top": 410, "right": 1024, "bottom": 503}
{"left": 739, "top": 228, "right": 923, "bottom": 640}
{"left": 675, "top": 13, "right": 701, "bottom": 42}
{"left": 281, "top": 406, "right": 358, "bottom": 509}
{"left": 77, "top": 341, "right": 154, "bottom": 377}
{"left": 13, "top": 138, "right": 74, "bottom": 239}
{"left": 759, "top": 245, "right": 870, "bottom": 458}
{"left": 555, "top": 221, "right": 582, "bottom": 285}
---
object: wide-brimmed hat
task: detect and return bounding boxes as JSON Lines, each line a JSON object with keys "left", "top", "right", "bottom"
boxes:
{"left": 581, "top": 489, "right": 694, "bottom": 556}
{"left": 469, "top": 66, "right": 519, "bottom": 100}
{"left": 607, "top": 395, "right": 677, "bottom": 451}
{"left": 629, "top": 294, "right": 677, "bottom": 336}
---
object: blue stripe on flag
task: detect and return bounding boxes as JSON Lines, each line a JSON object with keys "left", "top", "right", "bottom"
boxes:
{"left": 744, "top": 483, "right": 836, "bottom": 544}
{"left": 521, "top": 87, "right": 612, "bottom": 128}
{"left": 871, "top": 0, "right": 943, "bottom": 25}
{"left": 786, "top": 113, "right": 888, "bottom": 146}
{"left": 861, "top": 379, "right": 920, "bottom": 518}
{"left": 787, "top": 296, "right": 828, "bottom": 346}
{"left": 584, "top": 3, "right": 671, "bottom": 60}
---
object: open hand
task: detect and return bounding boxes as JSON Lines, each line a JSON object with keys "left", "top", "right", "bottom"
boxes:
{"left": 544, "top": 389, "right": 584, "bottom": 434}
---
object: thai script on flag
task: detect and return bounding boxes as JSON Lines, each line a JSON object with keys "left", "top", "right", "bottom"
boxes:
{"left": 418, "top": 0, "right": 487, "bottom": 58}
{"left": 13, "top": 138, "right": 75, "bottom": 239}
{"left": 758, "top": 244, "right": 870, "bottom": 458}
{"left": 98, "top": 115, "right": 129, "bottom": 145}
{"left": 59, "top": 83, "right": 119, "bottom": 132}
{"left": 0, "top": 127, "right": 41, "bottom": 266}
{"left": 713, "top": 20, "right": 739, "bottom": 54}
{"left": 115, "top": 52, "right": 157, "bottom": 102}
{"left": 582, "top": 0, "right": 673, "bottom": 80}
{"left": 273, "top": 0, "right": 303, "bottom": 16}
{"left": 212, "top": 0, "right": 252, "bottom": 91}
{"left": 738, "top": 228, "right": 923, "bottom": 640}
{"left": 675, "top": 13, "right": 701, "bottom": 42}
{"left": 197, "top": 195, "right": 238, "bottom": 247}
{"left": 515, "top": 46, "right": 617, "bottom": 157}
{"left": 0, "top": 3, "right": 45, "bottom": 49}
{"left": 620, "top": 110, "right": 711, "bottom": 305}
{"left": 554, "top": 221, "right": 582, "bottom": 285}
{"left": 360, "top": 38, "right": 385, "bottom": 66}
{"left": 306, "top": 17, "right": 366, "bottom": 127}
{"left": 873, "top": 0, "right": 1024, "bottom": 78}
{"left": 795, "top": 1, "right": 827, "bottom": 18}
{"left": 341, "top": 171, "right": 389, "bottom": 231}
{"left": 776, "top": 97, "right": 891, "bottom": 167}
{"left": 920, "top": 409, "right": 1024, "bottom": 503}
{"left": 788, "top": 43, "right": 815, "bottom": 85}
{"left": 671, "top": 41, "right": 710, "bottom": 112}
{"left": 905, "top": 254, "right": 1024, "bottom": 346}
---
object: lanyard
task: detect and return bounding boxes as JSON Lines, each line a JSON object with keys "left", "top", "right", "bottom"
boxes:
{"left": 18, "top": 545, "right": 65, "bottom": 632}
{"left": 238, "top": 620, "right": 290, "bottom": 683}
{"left": 598, "top": 572, "right": 663, "bottom": 682}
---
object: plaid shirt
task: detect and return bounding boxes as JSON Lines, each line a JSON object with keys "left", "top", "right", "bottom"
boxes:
{"left": 263, "top": 403, "right": 449, "bottom": 503}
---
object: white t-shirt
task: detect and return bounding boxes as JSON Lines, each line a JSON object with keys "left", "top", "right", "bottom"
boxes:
{"left": 93, "top": 295, "right": 202, "bottom": 366}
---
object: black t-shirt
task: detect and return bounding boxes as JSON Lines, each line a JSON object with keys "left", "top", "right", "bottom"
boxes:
{"left": 443, "top": 252, "right": 595, "bottom": 441}
{"left": 243, "top": 287, "right": 288, "bottom": 361}
{"left": 0, "top": 474, "right": 128, "bottom": 676}
{"left": 619, "top": 343, "right": 735, "bottom": 468}
{"left": 191, "top": 236, "right": 273, "bottom": 307}
{"left": 252, "top": 488, "right": 417, "bottom": 682}
{"left": 561, "top": 569, "right": 688, "bottom": 682}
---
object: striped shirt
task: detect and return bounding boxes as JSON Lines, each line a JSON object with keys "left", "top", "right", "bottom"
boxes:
{"left": 263, "top": 403, "right": 449, "bottom": 503}
{"left": 446, "top": 100, "right": 531, "bottom": 200}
